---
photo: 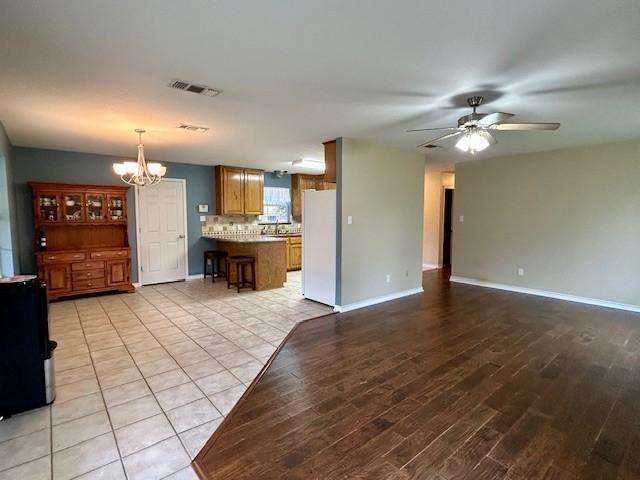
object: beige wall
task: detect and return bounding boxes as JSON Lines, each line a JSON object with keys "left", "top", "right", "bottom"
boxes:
{"left": 422, "top": 169, "right": 455, "bottom": 268}
{"left": 453, "top": 138, "right": 640, "bottom": 306}
{"left": 339, "top": 138, "right": 425, "bottom": 306}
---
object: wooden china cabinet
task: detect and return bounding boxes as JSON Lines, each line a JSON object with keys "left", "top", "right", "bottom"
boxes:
{"left": 30, "top": 182, "right": 134, "bottom": 300}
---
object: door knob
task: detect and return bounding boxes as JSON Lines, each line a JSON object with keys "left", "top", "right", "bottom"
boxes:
{"left": 178, "top": 234, "right": 185, "bottom": 239}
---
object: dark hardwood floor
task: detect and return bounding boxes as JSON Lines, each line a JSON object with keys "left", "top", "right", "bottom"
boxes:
{"left": 194, "top": 269, "right": 640, "bottom": 479}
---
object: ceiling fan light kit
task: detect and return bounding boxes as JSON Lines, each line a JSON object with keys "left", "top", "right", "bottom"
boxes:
{"left": 113, "top": 129, "right": 167, "bottom": 186}
{"left": 455, "top": 130, "right": 490, "bottom": 153}
{"left": 409, "top": 96, "right": 560, "bottom": 153}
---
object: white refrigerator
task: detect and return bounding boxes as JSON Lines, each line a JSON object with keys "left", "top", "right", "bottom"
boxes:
{"left": 302, "top": 189, "right": 336, "bottom": 307}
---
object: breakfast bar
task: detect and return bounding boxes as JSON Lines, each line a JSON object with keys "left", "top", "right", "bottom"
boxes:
{"left": 207, "top": 236, "right": 287, "bottom": 291}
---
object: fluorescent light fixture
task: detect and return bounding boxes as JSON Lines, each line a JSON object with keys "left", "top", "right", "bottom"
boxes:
{"left": 456, "top": 131, "right": 490, "bottom": 153}
{"left": 292, "top": 158, "right": 325, "bottom": 171}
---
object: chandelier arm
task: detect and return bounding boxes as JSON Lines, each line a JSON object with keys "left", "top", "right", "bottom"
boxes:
{"left": 114, "top": 130, "right": 165, "bottom": 187}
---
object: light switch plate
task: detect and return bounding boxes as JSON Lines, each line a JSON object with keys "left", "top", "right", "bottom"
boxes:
{"left": 459, "top": 215, "right": 464, "bottom": 222}
{"left": 347, "top": 215, "right": 353, "bottom": 225}
{"left": 198, "top": 204, "right": 209, "bottom": 213}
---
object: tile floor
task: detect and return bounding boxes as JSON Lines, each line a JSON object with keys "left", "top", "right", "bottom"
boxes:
{"left": 0, "top": 272, "right": 332, "bottom": 480}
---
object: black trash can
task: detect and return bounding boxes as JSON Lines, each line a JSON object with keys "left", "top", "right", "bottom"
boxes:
{"left": 0, "top": 275, "right": 56, "bottom": 418}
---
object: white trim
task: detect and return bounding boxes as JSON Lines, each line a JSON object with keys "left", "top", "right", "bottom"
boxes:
{"left": 334, "top": 287, "right": 424, "bottom": 313}
{"left": 450, "top": 276, "right": 640, "bottom": 313}
{"left": 422, "top": 263, "right": 440, "bottom": 271}
{"left": 186, "top": 274, "right": 204, "bottom": 281}
{"left": 135, "top": 178, "right": 189, "bottom": 286}
{"left": 132, "top": 282, "right": 142, "bottom": 288}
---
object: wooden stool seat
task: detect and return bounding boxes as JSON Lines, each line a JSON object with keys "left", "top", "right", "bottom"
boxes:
{"left": 226, "top": 256, "right": 256, "bottom": 293}
{"left": 204, "top": 250, "right": 228, "bottom": 282}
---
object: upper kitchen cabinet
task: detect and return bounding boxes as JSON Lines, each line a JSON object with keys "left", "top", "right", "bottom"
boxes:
{"left": 243, "top": 168, "right": 265, "bottom": 215}
{"left": 215, "top": 165, "right": 264, "bottom": 215}
{"left": 323, "top": 139, "right": 337, "bottom": 183}
{"left": 291, "top": 174, "right": 325, "bottom": 219}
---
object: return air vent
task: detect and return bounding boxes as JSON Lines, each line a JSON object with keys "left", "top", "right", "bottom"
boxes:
{"left": 169, "top": 79, "right": 221, "bottom": 97}
{"left": 179, "top": 123, "right": 209, "bottom": 132}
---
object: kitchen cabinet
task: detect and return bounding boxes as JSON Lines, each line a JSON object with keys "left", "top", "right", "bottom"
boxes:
{"left": 287, "top": 236, "right": 302, "bottom": 270}
{"left": 215, "top": 165, "right": 264, "bottom": 215}
{"left": 291, "top": 174, "right": 326, "bottom": 219}
{"left": 30, "top": 182, "right": 133, "bottom": 300}
{"left": 323, "top": 139, "right": 337, "bottom": 183}
{"left": 243, "top": 169, "right": 264, "bottom": 215}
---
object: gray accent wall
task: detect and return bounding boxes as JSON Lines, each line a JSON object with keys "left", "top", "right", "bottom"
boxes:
{"left": 264, "top": 171, "right": 292, "bottom": 189}
{"left": 10, "top": 147, "right": 215, "bottom": 281}
{"left": 338, "top": 138, "right": 424, "bottom": 306}
{"left": 452, "top": 138, "right": 640, "bottom": 306}
{"left": 0, "top": 121, "right": 18, "bottom": 276}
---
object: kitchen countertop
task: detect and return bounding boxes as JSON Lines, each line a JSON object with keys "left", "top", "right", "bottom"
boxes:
{"left": 202, "top": 235, "right": 286, "bottom": 243}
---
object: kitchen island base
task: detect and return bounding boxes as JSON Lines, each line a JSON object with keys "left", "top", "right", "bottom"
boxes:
{"left": 216, "top": 239, "right": 287, "bottom": 291}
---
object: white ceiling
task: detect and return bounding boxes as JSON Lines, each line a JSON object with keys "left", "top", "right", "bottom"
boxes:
{"left": 1, "top": 0, "right": 639, "bottom": 172}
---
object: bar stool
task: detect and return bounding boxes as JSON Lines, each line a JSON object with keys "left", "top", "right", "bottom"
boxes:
{"left": 226, "top": 256, "right": 256, "bottom": 293}
{"left": 203, "top": 250, "right": 228, "bottom": 283}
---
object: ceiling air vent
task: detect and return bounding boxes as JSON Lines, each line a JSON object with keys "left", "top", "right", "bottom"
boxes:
{"left": 179, "top": 123, "right": 209, "bottom": 133}
{"left": 169, "top": 79, "right": 221, "bottom": 97}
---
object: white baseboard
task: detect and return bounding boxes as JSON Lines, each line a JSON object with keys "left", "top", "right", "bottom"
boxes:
{"left": 186, "top": 274, "right": 205, "bottom": 281}
{"left": 334, "top": 287, "right": 424, "bottom": 313}
{"left": 450, "top": 276, "right": 640, "bottom": 313}
{"left": 422, "top": 263, "right": 440, "bottom": 271}
{"left": 132, "top": 282, "right": 142, "bottom": 288}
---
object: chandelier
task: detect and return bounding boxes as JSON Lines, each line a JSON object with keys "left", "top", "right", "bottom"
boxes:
{"left": 113, "top": 129, "right": 166, "bottom": 186}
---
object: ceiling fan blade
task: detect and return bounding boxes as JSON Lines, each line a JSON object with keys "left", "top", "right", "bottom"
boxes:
{"left": 491, "top": 122, "right": 560, "bottom": 131}
{"left": 477, "top": 112, "right": 515, "bottom": 126}
{"left": 407, "top": 126, "right": 459, "bottom": 133}
{"left": 478, "top": 130, "right": 497, "bottom": 145}
{"left": 417, "top": 131, "right": 462, "bottom": 148}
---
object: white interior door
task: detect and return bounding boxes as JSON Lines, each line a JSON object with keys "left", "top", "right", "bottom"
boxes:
{"left": 137, "top": 179, "right": 187, "bottom": 285}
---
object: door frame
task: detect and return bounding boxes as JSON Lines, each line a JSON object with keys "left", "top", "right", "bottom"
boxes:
{"left": 134, "top": 178, "right": 189, "bottom": 286}
{"left": 440, "top": 186, "right": 454, "bottom": 267}
{"left": 441, "top": 187, "right": 454, "bottom": 267}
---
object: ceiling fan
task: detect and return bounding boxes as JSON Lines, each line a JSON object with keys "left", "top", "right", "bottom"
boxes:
{"left": 408, "top": 96, "right": 560, "bottom": 153}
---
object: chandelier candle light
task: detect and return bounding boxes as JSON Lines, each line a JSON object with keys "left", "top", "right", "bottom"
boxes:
{"left": 113, "top": 129, "right": 167, "bottom": 186}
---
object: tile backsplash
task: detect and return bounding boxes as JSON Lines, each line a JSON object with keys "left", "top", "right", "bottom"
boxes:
{"left": 202, "top": 215, "right": 301, "bottom": 237}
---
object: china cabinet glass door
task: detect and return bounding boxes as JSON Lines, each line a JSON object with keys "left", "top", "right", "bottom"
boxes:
{"left": 85, "top": 193, "right": 106, "bottom": 222}
{"left": 37, "top": 192, "right": 60, "bottom": 223}
{"left": 62, "top": 192, "right": 84, "bottom": 222}
{"left": 107, "top": 194, "right": 126, "bottom": 222}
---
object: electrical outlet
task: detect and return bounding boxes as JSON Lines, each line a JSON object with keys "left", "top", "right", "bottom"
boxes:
{"left": 459, "top": 215, "right": 464, "bottom": 222}
{"left": 347, "top": 215, "right": 353, "bottom": 225}
{"left": 517, "top": 267, "right": 525, "bottom": 277}
{"left": 385, "top": 274, "right": 391, "bottom": 283}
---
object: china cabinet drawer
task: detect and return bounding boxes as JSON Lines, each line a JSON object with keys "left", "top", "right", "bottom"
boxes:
{"left": 90, "top": 250, "right": 128, "bottom": 260}
{"left": 42, "top": 252, "right": 86, "bottom": 263}
{"left": 72, "top": 269, "right": 105, "bottom": 281}
{"left": 73, "top": 278, "right": 106, "bottom": 290}
{"left": 71, "top": 260, "right": 105, "bottom": 271}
